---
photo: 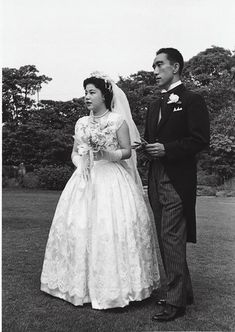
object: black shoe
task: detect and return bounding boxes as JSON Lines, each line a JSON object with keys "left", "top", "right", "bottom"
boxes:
{"left": 152, "top": 304, "right": 185, "bottom": 322}
{"left": 156, "top": 299, "right": 166, "bottom": 306}
{"left": 152, "top": 304, "right": 166, "bottom": 317}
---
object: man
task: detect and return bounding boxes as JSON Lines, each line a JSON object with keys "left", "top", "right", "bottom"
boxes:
{"left": 144, "top": 48, "right": 210, "bottom": 321}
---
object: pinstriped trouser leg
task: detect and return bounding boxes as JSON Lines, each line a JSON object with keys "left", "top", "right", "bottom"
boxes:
{"left": 148, "top": 160, "right": 193, "bottom": 307}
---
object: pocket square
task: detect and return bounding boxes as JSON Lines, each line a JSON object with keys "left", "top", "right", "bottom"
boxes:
{"left": 173, "top": 107, "right": 182, "bottom": 112}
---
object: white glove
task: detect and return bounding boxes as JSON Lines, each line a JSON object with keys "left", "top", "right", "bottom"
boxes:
{"left": 72, "top": 153, "right": 82, "bottom": 168}
{"left": 72, "top": 152, "right": 90, "bottom": 182}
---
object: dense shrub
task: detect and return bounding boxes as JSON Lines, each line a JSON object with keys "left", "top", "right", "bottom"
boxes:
{"left": 22, "top": 172, "right": 40, "bottom": 189}
{"left": 197, "top": 171, "right": 220, "bottom": 186}
{"left": 209, "top": 133, "right": 235, "bottom": 181}
{"left": 36, "top": 166, "right": 74, "bottom": 190}
{"left": 197, "top": 186, "right": 216, "bottom": 196}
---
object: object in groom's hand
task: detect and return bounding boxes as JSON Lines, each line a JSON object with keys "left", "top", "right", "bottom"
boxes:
{"left": 132, "top": 137, "right": 149, "bottom": 150}
{"left": 132, "top": 138, "right": 152, "bottom": 165}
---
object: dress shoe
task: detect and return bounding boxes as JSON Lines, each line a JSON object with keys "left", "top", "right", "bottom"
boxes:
{"left": 152, "top": 303, "right": 185, "bottom": 322}
{"left": 156, "top": 299, "right": 166, "bottom": 306}
{"left": 152, "top": 304, "right": 166, "bottom": 317}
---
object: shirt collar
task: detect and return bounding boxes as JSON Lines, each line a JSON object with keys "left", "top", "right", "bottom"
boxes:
{"left": 161, "top": 80, "right": 182, "bottom": 93}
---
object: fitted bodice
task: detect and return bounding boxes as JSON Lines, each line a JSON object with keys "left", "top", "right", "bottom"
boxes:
{"left": 74, "top": 112, "right": 124, "bottom": 153}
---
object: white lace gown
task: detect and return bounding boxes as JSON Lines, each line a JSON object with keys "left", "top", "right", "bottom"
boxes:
{"left": 40, "top": 112, "right": 160, "bottom": 310}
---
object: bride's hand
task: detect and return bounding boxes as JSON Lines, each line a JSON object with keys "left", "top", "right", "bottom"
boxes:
{"left": 93, "top": 150, "right": 102, "bottom": 161}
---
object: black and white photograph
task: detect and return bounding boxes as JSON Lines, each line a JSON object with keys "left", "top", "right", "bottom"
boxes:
{"left": 2, "top": 0, "right": 235, "bottom": 331}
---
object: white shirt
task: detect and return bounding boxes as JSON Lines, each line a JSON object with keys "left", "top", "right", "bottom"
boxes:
{"left": 161, "top": 80, "right": 182, "bottom": 94}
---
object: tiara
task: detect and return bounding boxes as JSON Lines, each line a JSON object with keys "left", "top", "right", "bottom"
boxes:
{"left": 90, "top": 71, "right": 113, "bottom": 83}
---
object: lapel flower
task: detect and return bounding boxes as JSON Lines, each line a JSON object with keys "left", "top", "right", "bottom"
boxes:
{"left": 167, "top": 93, "right": 180, "bottom": 104}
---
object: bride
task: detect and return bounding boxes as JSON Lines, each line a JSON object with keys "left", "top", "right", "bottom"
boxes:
{"left": 40, "top": 72, "right": 160, "bottom": 310}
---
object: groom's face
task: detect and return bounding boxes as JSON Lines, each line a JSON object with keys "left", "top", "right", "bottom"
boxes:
{"left": 152, "top": 53, "right": 175, "bottom": 90}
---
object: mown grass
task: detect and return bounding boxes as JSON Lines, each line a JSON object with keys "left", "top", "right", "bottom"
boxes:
{"left": 2, "top": 189, "right": 235, "bottom": 332}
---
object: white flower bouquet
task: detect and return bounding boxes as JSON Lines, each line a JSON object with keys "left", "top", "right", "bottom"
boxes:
{"left": 74, "top": 121, "right": 116, "bottom": 156}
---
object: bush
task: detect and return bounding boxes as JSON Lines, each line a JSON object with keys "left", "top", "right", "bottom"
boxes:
{"left": 209, "top": 133, "right": 235, "bottom": 182}
{"left": 22, "top": 172, "right": 40, "bottom": 189}
{"left": 3, "top": 178, "right": 20, "bottom": 188}
{"left": 36, "top": 166, "right": 74, "bottom": 190}
{"left": 197, "top": 171, "right": 220, "bottom": 186}
{"left": 197, "top": 185, "right": 216, "bottom": 196}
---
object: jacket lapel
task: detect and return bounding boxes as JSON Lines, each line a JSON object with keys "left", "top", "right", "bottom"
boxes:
{"left": 156, "top": 84, "right": 186, "bottom": 134}
{"left": 156, "top": 102, "right": 174, "bottom": 134}
{"left": 149, "top": 100, "right": 160, "bottom": 137}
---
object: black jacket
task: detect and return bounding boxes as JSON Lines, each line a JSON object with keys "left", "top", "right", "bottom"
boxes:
{"left": 145, "top": 84, "right": 210, "bottom": 242}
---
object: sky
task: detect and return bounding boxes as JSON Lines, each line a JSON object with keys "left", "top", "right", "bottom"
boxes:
{"left": 2, "top": 0, "right": 235, "bottom": 101}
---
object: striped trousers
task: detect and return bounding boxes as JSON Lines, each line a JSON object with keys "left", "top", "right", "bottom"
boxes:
{"left": 148, "top": 160, "right": 193, "bottom": 307}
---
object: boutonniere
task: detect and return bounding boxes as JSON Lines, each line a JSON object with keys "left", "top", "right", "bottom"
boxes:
{"left": 167, "top": 93, "right": 181, "bottom": 105}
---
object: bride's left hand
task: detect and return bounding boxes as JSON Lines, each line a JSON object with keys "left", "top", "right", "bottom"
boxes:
{"left": 93, "top": 150, "right": 102, "bottom": 161}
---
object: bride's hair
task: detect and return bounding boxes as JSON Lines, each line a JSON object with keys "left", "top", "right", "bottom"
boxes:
{"left": 83, "top": 77, "right": 113, "bottom": 110}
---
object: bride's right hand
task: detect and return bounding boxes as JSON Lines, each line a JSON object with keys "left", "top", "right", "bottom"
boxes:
{"left": 93, "top": 150, "right": 102, "bottom": 161}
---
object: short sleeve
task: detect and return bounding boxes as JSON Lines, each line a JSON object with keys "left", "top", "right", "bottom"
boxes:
{"left": 73, "top": 116, "right": 89, "bottom": 143}
{"left": 74, "top": 116, "right": 88, "bottom": 134}
{"left": 110, "top": 113, "right": 125, "bottom": 131}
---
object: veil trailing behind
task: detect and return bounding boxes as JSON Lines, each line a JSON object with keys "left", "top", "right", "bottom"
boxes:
{"left": 90, "top": 71, "right": 143, "bottom": 191}
{"left": 40, "top": 71, "right": 160, "bottom": 310}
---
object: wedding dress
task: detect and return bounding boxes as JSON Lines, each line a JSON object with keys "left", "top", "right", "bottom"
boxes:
{"left": 40, "top": 109, "right": 159, "bottom": 310}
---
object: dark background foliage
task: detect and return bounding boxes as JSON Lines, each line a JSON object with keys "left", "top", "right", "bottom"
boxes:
{"left": 2, "top": 46, "right": 235, "bottom": 189}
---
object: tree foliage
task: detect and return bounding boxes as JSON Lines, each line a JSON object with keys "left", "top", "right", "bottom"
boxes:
{"left": 2, "top": 65, "right": 52, "bottom": 125}
{"left": 183, "top": 46, "right": 235, "bottom": 117}
{"left": 117, "top": 71, "right": 159, "bottom": 133}
{"left": 2, "top": 98, "right": 87, "bottom": 170}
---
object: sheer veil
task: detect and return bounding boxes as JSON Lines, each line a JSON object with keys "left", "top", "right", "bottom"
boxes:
{"left": 90, "top": 71, "right": 143, "bottom": 191}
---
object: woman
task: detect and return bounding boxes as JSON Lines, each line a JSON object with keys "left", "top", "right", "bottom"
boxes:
{"left": 40, "top": 72, "right": 159, "bottom": 310}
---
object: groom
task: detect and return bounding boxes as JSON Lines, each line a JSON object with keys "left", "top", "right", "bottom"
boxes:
{"left": 144, "top": 48, "right": 210, "bottom": 321}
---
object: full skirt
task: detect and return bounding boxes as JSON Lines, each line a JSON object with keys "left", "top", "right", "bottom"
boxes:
{"left": 40, "top": 160, "right": 159, "bottom": 309}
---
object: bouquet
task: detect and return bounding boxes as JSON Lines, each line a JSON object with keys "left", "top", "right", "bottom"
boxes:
{"left": 75, "top": 121, "right": 116, "bottom": 157}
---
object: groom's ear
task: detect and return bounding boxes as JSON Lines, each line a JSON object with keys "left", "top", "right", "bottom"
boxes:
{"left": 173, "top": 62, "right": 180, "bottom": 75}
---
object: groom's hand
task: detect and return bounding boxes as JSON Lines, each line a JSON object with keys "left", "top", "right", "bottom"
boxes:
{"left": 145, "top": 143, "right": 166, "bottom": 158}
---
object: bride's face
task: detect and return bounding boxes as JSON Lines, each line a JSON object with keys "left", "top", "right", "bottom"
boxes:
{"left": 84, "top": 84, "right": 105, "bottom": 112}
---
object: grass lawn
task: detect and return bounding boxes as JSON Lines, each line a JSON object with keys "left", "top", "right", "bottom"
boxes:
{"left": 2, "top": 189, "right": 235, "bottom": 332}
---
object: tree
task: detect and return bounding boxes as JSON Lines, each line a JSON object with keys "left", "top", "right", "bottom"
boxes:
{"left": 183, "top": 46, "right": 235, "bottom": 118}
{"left": 184, "top": 46, "right": 234, "bottom": 85}
{"left": 183, "top": 46, "right": 235, "bottom": 181}
{"left": 2, "top": 97, "right": 87, "bottom": 169}
{"left": 2, "top": 65, "right": 52, "bottom": 125}
{"left": 117, "top": 71, "right": 158, "bottom": 133}
{"left": 208, "top": 107, "right": 235, "bottom": 181}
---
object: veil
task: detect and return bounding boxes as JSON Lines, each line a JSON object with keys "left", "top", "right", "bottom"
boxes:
{"left": 90, "top": 71, "right": 144, "bottom": 192}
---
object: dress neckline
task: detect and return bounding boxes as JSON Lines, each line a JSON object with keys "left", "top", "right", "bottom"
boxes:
{"left": 90, "top": 111, "right": 111, "bottom": 124}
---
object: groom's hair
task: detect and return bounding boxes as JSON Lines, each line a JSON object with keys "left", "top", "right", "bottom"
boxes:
{"left": 156, "top": 48, "right": 184, "bottom": 75}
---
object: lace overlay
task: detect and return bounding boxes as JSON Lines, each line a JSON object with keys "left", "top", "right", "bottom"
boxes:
{"left": 41, "top": 113, "right": 160, "bottom": 309}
